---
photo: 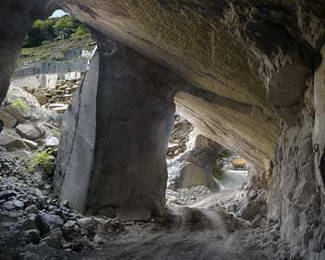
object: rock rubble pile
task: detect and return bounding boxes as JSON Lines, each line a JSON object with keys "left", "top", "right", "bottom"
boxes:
{"left": 0, "top": 151, "right": 126, "bottom": 260}
{"left": 167, "top": 117, "right": 193, "bottom": 158}
{"left": 27, "top": 79, "right": 81, "bottom": 114}
{"left": 0, "top": 86, "right": 60, "bottom": 152}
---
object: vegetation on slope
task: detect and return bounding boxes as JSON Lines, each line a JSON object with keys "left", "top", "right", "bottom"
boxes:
{"left": 18, "top": 15, "right": 96, "bottom": 66}
{"left": 24, "top": 15, "right": 89, "bottom": 48}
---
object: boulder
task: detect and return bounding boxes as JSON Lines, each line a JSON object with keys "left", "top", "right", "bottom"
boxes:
{"left": 168, "top": 135, "right": 224, "bottom": 191}
{"left": 25, "top": 205, "right": 39, "bottom": 214}
{"left": 3, "top": 86, "right": 56, "bottom": 123}
{"left": 0, "top": 129, "right": 25, "bottom": 149}
{"left": 0, "top": 110, "right": 17, "bottom": 128}
{"left": 19, "top": 218, "right": 38, "bottom": 231}
{"left": 35, "top": 213, "right": 64, "bottom": 235}
{"left": 4, "top": 104, "right": 31, "bottom": 123}
{"left": 62, "top": 220, "right": 80, "bottom": 239}
{"left": 174, "top": 163, "right": 219, "bottom": 191}
{"left": 0, "top": 190, "right": 15, "bottom": 200}
{"left": 16, "top": 123, "right": 43, "bottom": 140}
{"left": 44, "top": 136, "right": 59, "bottom": 147}
{"left": 24, "top": 229, "right": 40, "bottom": 244}
{"left": 2, "top": 200, "right": 24, "bottom": 210}
{"left": 42, "top": 228, "right": 63, "bottom": 249}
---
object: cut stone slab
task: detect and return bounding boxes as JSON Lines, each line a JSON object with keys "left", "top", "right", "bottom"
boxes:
{"left": 49, "top": 104, "right": 69, "bottom": 114}
{"left": 0, "top": 110, "right": 17, "bottom": 128}
{"left": 23, "top": 139, "right": 39, "bottom": 149}
{"left": 16, "top": 123, "right": 43, "bottom": 140}
{"left": 116, "top": 207, "right": 151, "bottom": 221}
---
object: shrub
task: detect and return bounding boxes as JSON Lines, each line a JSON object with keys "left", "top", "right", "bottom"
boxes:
{"left": 71, "top": 25, "right": 88, "bottom": 37}
{"left": 12, "top": 98, "right": 29, "bottom": 110}
{"left": 28, "top": 149, "right": 56, "bottom": 175}
{"left": 24, "top": 16, "right": 86, "bottom": 47}
{"left": 33, "top": 19, "right": 56, "bottom": 29}
{"left": 54, "top": 16, "right": 78, "bottom": 31}
{"left": 21, "top": 48, "right": 33, "bottom": 56}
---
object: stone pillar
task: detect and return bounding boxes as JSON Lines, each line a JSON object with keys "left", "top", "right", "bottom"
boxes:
{"left": 55, "top": 38, "right": 177, "bottom": 219}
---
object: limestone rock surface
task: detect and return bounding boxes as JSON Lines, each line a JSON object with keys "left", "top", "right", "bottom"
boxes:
{"left": 175, "top": 163, "right": 218, "bottom": 191}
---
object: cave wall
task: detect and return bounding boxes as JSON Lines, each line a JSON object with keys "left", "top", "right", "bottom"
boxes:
{"left": 0, "top": 0, "right": 55, "bottom": 103}
{"left": 313, "top": 46, "right": 325, "bottom": 197}
{"left": 268, "top": 46, "right": 325, "bottom": 259}
{"left": 268, "top": 114, "right": 323, "bottom": 259}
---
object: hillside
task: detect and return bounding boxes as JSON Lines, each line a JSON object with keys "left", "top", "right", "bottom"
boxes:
{"left": 18, "top": 34, "right": 96, "bottom": 67}
{"left": 17, "top": 15, "right": 96, "bottom": 67}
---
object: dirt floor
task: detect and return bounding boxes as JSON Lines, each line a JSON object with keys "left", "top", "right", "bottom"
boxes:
{"left": 0, "top": 151, "right": 290, "bottom": 260}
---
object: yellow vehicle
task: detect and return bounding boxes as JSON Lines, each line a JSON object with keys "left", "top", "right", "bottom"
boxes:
{"left": 232, "top": 158, "right": 246, "bottom": 169}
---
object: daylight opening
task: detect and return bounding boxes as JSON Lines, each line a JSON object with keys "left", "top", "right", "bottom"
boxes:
{"left": 0, "top": 10, "right": 95, "bottom": 181}
{"left": 166, "top": 114, "right": 248, "bottom": 209}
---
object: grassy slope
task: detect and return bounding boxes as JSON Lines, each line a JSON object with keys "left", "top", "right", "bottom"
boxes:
{"left": 18, "top": 34, "right": 96, "bottom": 66}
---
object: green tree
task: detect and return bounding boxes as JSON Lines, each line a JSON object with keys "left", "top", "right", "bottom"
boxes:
{"left": 72, "top": 25, "right": 88, "bottom": 37}
{"left": 33, "top": 19, "right": 56, "bottom": 29}
{"left": 23, "top": 15, "right": 89, "bottom": 47}
{"left": 53, "top": 16, "right": 79, "bottom": 30}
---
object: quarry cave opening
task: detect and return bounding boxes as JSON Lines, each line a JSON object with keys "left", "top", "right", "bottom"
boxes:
{"left": 1, "top": 1, "right": 325, "bottom": 259}
{"left": 3, "top": 8, "right": 253, "bottom": 221}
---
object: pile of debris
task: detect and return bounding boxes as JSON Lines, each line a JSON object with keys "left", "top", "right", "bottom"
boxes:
{"left": 27, "top": 79, "right": 81, "bottom": 114}
{"left": 166, "top": 186, "right": 213, "bottom": 207}
{"left": 0, "top": 86, "right": 60, "bottom": 153}
{"left": 167, "top": 116, "right": 193, "bottom": 159}
{"left": 0, "top": 151, "right": 126, "bottom": 260}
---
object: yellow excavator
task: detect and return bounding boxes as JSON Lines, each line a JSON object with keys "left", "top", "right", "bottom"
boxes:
{"left": 231, "top": 158, "right": 246, "bottom": 170}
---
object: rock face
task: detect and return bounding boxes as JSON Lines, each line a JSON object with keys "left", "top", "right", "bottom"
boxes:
{"left": 0, "top": 0, "right": 53, "bottom": 103}
{"left": 267, "top": 46, "right": 325, "bottom": 260}
{"left": 168, "top": 135, "right": 224, "bottom": 191}
{"left": 167, "top": 118, "right": 193, "bottom": 158}
{"left": 1, "top": 0, "right": 325, "bottom": 258}
{"left": 175, "top": 163, "right": 218, "bottom": 190}
{"left": 11, "top": 60, "right": 88, "bottom": 90}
